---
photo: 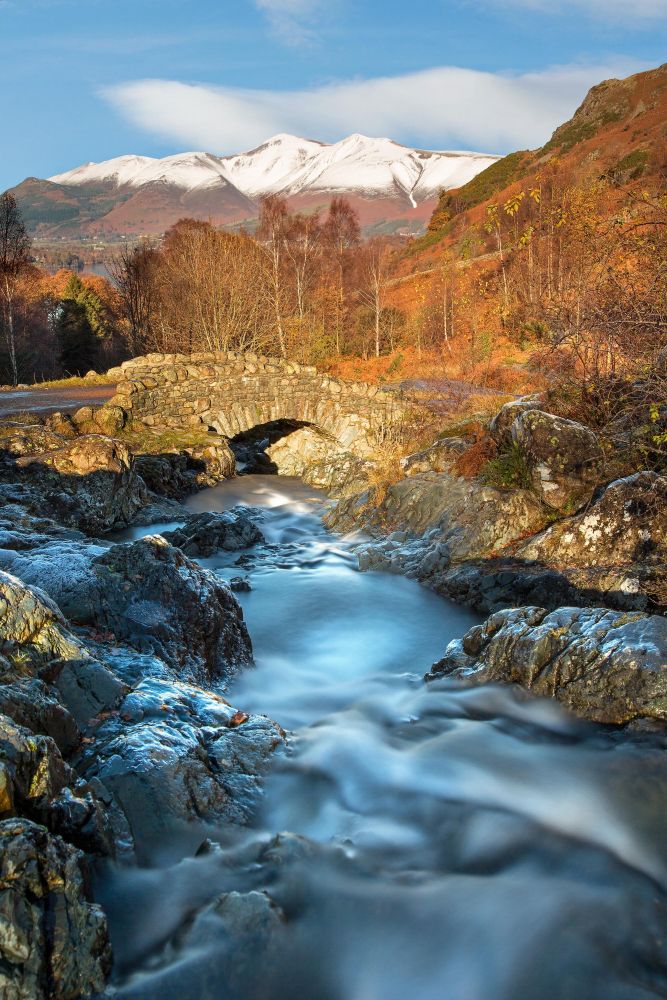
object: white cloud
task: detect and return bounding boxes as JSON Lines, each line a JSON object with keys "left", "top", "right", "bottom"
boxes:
{"left": 101, "top": 59, "right": 648, "bottom": 157}
{"left": 254, "top": 0, "right": 322, "bottom": 44}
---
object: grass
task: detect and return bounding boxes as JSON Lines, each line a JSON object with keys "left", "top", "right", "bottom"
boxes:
{"left": 118, "top": 423, "right": 219, "bottom": 455}
{"left": 17, "top": 373, "right": 116, "bottom": 390}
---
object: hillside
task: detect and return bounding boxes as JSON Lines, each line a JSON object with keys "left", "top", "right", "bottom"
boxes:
{"left": 404, "top": 62, "right": 667, "bottom": 272}
{"left": 8, "top": 134, "right": 499, "bottom": 240}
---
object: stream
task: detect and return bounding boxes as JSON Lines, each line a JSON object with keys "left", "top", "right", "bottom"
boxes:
{"left": 97, "top": 475, "right": 667, "bottom": 1000}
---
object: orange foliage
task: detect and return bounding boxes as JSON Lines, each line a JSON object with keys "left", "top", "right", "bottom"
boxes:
{"left": 453, "top": 430, "right": 498, "bottom": 479}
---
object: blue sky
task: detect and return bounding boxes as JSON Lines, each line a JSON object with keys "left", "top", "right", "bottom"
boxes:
{"left": 1, "top": 0, "right": 665, "bottom": 190}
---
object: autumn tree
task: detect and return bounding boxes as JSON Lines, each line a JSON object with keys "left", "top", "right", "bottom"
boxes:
{"left": 109, "top": 242, "right": 160, "bottom": 355}
{"left": 146, "top": 220, "right": 274, "bottom": 355}
{"left": 257, "top": 195, "right": 291, "bottom": 357}
{"left": 322, "top": 196, "right": 360, "bottom": 353}
{"left": 358, "top": 237, "right": 393, "bottom": 358}
{"left": 0, "top": 194, "right": 32, "bottom": 385}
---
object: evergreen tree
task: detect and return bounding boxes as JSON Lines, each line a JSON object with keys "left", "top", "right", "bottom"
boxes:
{"left": 57, "top": 277, "right": 99, "bottom": 375}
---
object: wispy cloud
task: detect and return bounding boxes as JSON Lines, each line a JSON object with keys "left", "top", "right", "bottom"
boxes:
{"left": 489, "top": 0, "right": 667, "bottom": 20}
{"left": 101, "top": 59, "right": 647, "bottom": 156}
{"left": 253, "top": 0, "right": 323, "bottom": 44}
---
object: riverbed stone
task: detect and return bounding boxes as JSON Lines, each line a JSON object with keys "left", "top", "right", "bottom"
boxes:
{"left": 77, "top": 677, "right": 284, "bottom": 861}
{"left": 427, "top": 605, "right": 667, "bottom": 724}
{"left": 162, "top": 509, "right": 264, "bottom": 557}
{"left": 0, "top": 818, "right": 112, "bottom": 1000}
{"left": 88, "top": 536, "right": 253, "bottom": 681}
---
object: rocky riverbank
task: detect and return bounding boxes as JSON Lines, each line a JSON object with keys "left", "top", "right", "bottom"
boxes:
{"left": 0, "top": 405, "right": 285, "bottom": 997}
{"left": 323, "top": 396, "right": 667, "bottom": 726}
{"left": 0, "top": 368, "right": 666, "bottom": 998}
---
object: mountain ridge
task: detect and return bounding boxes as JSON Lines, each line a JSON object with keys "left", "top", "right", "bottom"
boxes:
{"left": 9, "top": 133, "right": 500, "bottom": 239}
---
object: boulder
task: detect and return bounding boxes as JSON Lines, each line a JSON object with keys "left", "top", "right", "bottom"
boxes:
{"left": 186, "top": 439, "right": 236, "bottom": 485}
{"left": 0, "top": 432, "right": 149, "bottom": 535}
{"left": 78, "top": 677, "right": 284, "bottom": 861}
{"left": 17, "top": 434, "right": 132, "bottom": 477}
{"left": 133, "top": 452, "right": 199, "bottom": 499}
{"left": 266, "top": 427, "right": 370, "bottom": 495}
{"left": 510, "top": 409, "right": 603, "bottom": 511}
{"left": 86, "top": 537, "right": 253, "bottom": 682}
{"left": 516, "top": 472, "right": 667, "bottom": 610}
{"left": 427, "top": 605, "right": 667, "bottom": 724}
{"left": 0, "top": 537, "right": 253, "bottom": 684}
{"left": 133, "top": 438, "right": 235, "bottom": 499}
{"left": 0, "top": 714, "right": 114, "bottom": 855}
{"left": 489, "top": 397, "right": 541, "bottom": 447}
{"left": 0, "top": 538, "right": 107, "bottom": 624}
{"left": 0, "top": 570, "right": 126, "bottom": 729}
{"left": 0, "top": 819, "right": 111, "bottom": 1000}
{"left": 162, "top": 510, "right": 264, "bottom": 557}
{"left": 0, "top": 675, "right": 79, "bottom": 752}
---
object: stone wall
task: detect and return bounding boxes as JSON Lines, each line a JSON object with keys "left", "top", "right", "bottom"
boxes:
{"left": 106, "top": 352, "right": 419, "bottom": 457}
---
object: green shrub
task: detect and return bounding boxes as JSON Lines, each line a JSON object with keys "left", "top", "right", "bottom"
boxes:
{"left": 482, "top": 442, "right": 533, "bottom": 489}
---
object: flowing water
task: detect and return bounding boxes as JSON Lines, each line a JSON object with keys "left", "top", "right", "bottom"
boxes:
{"left": 98, "top": 475, "right": 667, "bottom": 1000}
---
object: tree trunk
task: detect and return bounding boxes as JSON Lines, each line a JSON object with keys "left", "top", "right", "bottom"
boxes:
{"left": 3, "top": 276, "right": 17, "bottom": 386}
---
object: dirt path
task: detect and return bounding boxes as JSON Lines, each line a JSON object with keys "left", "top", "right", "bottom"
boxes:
{"left": 0, "top": 385, "right": 116, "bottom": 418}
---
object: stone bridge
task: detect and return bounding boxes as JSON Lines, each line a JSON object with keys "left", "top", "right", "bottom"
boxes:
{"left": 106, "top": 352, "right": 420, "bottom": 457}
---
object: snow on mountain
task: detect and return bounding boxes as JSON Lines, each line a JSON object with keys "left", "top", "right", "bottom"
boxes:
{"left": 49, "top": 134, "right": 500, "bottom": 206}
{"left": 50, "top": 151, "right": 239, "bottom": 192}
{"left": 220, "top": 134, "right": 326, "bottom": 199}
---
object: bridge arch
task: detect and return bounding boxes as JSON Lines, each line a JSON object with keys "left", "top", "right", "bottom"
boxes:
{"left": 107, "top": 352, "right": 417, "bottom": 458}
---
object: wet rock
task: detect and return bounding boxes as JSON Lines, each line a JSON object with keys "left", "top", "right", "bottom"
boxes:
{"left": 0, "top": 714, "right": 114, "bottom": 855}
{"left": 427, "top": 605, "right": 667, "bottom": 724}
{"left": 0, "top": 569, "right": 83, "bottom": 659}
{"left": 0, "top": 570, "right": 126, "bottom": 728}
{"left": 134, "top": 452, "right": 199, "bottom": 499}
{"left": 0, "top": 675, "right": 79, "bottom": 752}
{"left": 511, "top": 409, "right": 603, "bottom": 511}
{"left": 88, "top": 536, "right": 253, "bottom": 682}
{"left": 78, "top": 677, "right": 284, "bottom": 861}
{"left": 516, "top": 472, "right": 667, "bottom": 609}
{"left": 230, "top": 577, "right": 252, "bottom": 593}
{"left": 1, "top": 536, "right": 252, "bottom": 684}
{"left": 162, "top": 510, "right": 264, "bottom": 557}
{"left": 0, "top": 818, "right": 112, "bottom": 1000}
{"left": 0, "top": 538, "right": 107, "bottom": 623}
{"left": 436, "top": 558, "right": 581, "bottom": 615}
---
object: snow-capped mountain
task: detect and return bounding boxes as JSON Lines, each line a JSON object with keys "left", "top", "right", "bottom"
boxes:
{"left": 49, "top": 133, "right": 499, "bottom": 206}
{"left": 12, "top": 133, "right": 499, "bottom": 238}
{"left": 50, "top": 151, "right": 240, "bottom": 193}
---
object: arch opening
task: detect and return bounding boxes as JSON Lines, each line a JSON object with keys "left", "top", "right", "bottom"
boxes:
{"left": 230, "top": 419, "right": 314, "bottom": 475}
